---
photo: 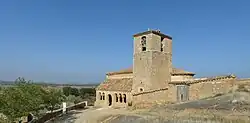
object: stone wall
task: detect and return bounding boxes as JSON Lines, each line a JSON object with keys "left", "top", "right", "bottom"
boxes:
{"left": 189, "top": 78, "right": 235, "bottom": 100}
{"left": 132, "top": 89, "right": 170, "bottom": 109}
{"left": 167, "top": 84, "right": 177, "bottom": 102}
{"left": 95, "top": 90, "right": 132, "bottom": 108}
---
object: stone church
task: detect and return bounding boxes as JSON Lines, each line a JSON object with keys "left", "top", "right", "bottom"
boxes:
{"left": 95, "top": 30, "right": 237, "bottom": 108}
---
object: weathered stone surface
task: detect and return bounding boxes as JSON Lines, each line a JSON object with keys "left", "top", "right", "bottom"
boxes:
{"left": 94, "top": 30, "right": 247, "bottom": 109}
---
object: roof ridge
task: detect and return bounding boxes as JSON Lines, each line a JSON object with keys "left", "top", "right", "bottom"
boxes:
{"left": 169, "top": 74, "right": 236, "bottom": 84}
{"left": 106, "top": 67, "right": 195, "bottom": 76}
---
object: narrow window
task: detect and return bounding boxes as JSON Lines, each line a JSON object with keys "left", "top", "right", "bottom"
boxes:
{"left": 123, "top": 94, "right": 127, "bottom": 103}
{"left": 103, "top": 93, "right": 105, "bottom": 100}
{"left": 115, "top": 93, "right": 118, "bottom": 102}
{"left": 181, "top": 94, "right": 184, "bottom": 101}
{"left": 119, "top": 93, "right": 122, "bottom": 103}
{"left": 141, "top": 36, "right": 146, "bottom": 51}
{"left": 161, "top": 37, "right": 164, "bottom": 52}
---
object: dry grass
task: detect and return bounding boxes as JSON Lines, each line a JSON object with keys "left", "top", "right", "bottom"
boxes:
{"left": 105, "top": 113, "right": 250, "bottom": 123}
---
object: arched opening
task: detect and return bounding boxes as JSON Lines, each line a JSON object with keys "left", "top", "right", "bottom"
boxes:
{"left": 115, "top": 93, "right": 118, "bottom": 102}
{"left": 102, "top": 93, "right": 105, "bottom": 100}
{"left": 141, "top": 36, "right": 146, "bottom": 51}
{"left": 119, "top": 93, "right": 122, "bottom": 103}
{"left": 99, "top": 92, "right": 102, "bottom": 100}
{"left": 123, "top": 94, "right": 126, "bottom": 103}
{"left": 108, "top": 94, "right": 112, "bottom": 106}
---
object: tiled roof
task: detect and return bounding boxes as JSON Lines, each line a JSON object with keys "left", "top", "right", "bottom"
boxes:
{"left": 133, "top": 30, "right": 172, "bottom": 39}
{"left": 106, "top": 67, "right": 195, "bottom": 76}
{"left": 169, "top": 74, "right": 236, "bottom": 85}
{"left": 96, "top": 78, "right": 133, "bottom": 92}
{"left": 106, "top": 67, "right": 133, "bottom": 75}
{"left": 172, "top": 68, "right": 195, "bottom": 75}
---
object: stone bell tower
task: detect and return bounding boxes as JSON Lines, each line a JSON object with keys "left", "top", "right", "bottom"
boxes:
{"left": 132, "top": 29, "right": 173, "bottom": 106}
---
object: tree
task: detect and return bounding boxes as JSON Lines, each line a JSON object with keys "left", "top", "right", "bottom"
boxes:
{"left": 70, "top": 87, "right": 80, "bottom": 97}
{"left": 65, "top": 95, "right": 82, "bottom": 106}
{"left": 62, "top": 87, "right": 72, "bottom": 96}
{"left": 42, "top": 88, "right": 65, "bottom": 112}
{"left": 73, "top": 96, "right": 82, "bottom": 104}
{"left": 0, "top": 77, "right": 45, "bottom": 121}
{"left": 79, "top": 88, "right": 96, "bottom": 99}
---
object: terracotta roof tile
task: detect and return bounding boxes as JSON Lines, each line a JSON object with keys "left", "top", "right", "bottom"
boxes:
{"left": 106, "top": 67, "right": 195, "bottom": 75}
{"left": 172, "top": 68, "right": 195, "bottom": 75}
{"left": 106, "top": 67, "right": 133, "bottom": 75}
{"left": 96, "top": 78, "right": 133, "bottom": 92}
{"left": 169, "top": 74, "right": 236, "bottom": 84}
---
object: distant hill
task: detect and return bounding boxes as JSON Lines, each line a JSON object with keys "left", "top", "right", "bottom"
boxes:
{"left": 0, "top": 80, "right": 100, "bottom": 88}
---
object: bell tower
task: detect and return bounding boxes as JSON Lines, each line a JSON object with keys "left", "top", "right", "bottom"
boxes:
{"left": 132, "top": 29, "right": 173, "bottom": 105}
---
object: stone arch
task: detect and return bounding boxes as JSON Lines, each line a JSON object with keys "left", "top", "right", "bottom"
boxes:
{"left": 115, "top": 93, "right": 118, "bottom": 102}
{"left": 108, "top": 94, "right": 112, "bottom": 106}
{"left": 141, "top": 36, "right": 146, "bottom": 51}
{"left": 119, "top": 93, "right": 122, "bottom": 103}
{"left": 99, "top": 92, "right": 102, "bottom": 100}
{"left": 102, "top": 92, "right": 105, "bottom": 100}
{"left": 123, "top": 94, "right": 127, "bottom": 103}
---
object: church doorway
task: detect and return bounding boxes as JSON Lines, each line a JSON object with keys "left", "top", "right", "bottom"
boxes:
{"left": 108, "top": 94, "right": 112, "bottom": 106}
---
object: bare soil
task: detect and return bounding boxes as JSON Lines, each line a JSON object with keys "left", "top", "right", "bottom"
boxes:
{"left": 47, "top": 92, "right": 250, "bottom": 123}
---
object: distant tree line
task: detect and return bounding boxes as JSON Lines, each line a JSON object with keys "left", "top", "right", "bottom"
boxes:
{"left": 62, "top": 86, "right": 96, "bottom": 105}
{"left": 0, "top": 80, "right": 98, "bottom": 87}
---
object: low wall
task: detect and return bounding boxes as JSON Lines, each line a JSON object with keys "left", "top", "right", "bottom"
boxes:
{"left": 189, "top": 79, "right": 235, "bottom": 100}
{"left": 36, "top": 101, "right": 86, "bottom": 123}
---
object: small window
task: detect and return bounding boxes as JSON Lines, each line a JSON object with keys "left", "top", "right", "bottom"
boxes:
{"left": 140, "top": 88, "right": 143, "bottom": 92}
{"left": 115, "top": 93, "right": 118, "bottom": 102}
{"left": 119, "top": 94, "right": 122, "bottom": 103}
{"left": 123, "top": 94, "right": 127, "bottom": 103}
{"left": 139, "top": 87, "right": 144, "bottom": 92}
{"left": 102, "top": 93, "right": 105, "bottom": 100}
{"left": 141, "top": 36, "right": 146, "bottom": 51}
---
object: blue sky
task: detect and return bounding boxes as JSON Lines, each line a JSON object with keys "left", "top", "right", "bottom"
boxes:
{"left": 0, "top": 0, "right": 249, "bottom": 83}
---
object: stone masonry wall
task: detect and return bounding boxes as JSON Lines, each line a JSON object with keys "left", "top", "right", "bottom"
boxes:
{"left": 167, "top": 84, "right": 177, "bottom": 102}
{"left": 132, "top": 33, "right": 171, "bottom": 93}
{"left": 132, "top": 89, "right": 169, "bottom": 109}
{"left": 189, "top": 78, "right": 235, "bottom": 100}
{"left": 95, "top": 90, "right": 132, "bottom": 108}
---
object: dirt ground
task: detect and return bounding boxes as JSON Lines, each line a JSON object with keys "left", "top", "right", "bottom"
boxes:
{"left": 47, "top": 107, "right": 250, "bottom": 123}
{"left": 46, "top": 107, "right": 136, "bottom": 123}
{"left": 47, "top": 92, "right": 250, "bottom": 123}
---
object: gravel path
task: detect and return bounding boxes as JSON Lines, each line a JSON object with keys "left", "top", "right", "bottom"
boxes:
{"left": 46, "top": 107, "right": 132, "bottom": 123}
